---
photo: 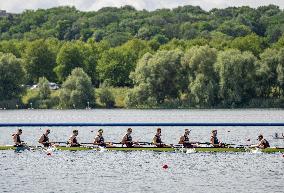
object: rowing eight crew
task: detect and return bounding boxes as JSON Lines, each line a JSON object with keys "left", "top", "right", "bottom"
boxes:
{"left": 12, "top": 128, "right": 270, "bottom": 149}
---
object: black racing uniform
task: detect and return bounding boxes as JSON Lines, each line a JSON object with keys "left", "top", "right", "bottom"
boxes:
{"left": 260, "top": 139, "right": 270, "bottom": 148}
{"left": 41, "top": 134, "right": 50, "bottom": 147}
{"left": 125, "top": 134, "right": 133, "bottom": 147}
{"left": 96, "top": 135, "right": 106, "bottom": 147}
{"left": 155, "top": 134, "right": 163, "bottom": 147}
{"left": 183, "top": 135, "right": 193, "bottom": 148}
{"left": 13, "top": 134, "right": 23, "bottom": 147}
{"left": 70, "top": 137, "right": 80, "bottom": 147}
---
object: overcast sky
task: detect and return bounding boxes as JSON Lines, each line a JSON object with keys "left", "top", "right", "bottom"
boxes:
{"left": 0, "top": 0, "right": 283, "bottom": 13}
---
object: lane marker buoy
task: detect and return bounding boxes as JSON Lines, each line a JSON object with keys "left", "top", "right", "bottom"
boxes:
{"left": 162, "top": 164, "right": 168, "bottom": 169}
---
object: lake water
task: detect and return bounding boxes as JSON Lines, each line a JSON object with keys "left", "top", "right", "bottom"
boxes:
{"left": 0, "top": 109, "right": 284, "bottom": 193}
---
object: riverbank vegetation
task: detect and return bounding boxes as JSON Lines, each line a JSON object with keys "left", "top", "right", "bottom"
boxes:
{"left": 0, "top": 5, "right": 283, "bottom": 109}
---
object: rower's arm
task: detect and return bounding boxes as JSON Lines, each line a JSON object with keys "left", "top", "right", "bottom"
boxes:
{"left": 38, "top": 135, "right": 44, "bottom": 143}
{"left": 152, "top": 136, "right": 157, "bottom": 144}
{"left": 13, "top": 135, "right": 21, "bottom": 145}
{"left": 93, "top": 136, "right": 100, "bottom": 145}
{"left": 69, "top": 136, "right": 77, "bottom": 145}
{"left": 179, "top": 136, "right": 185, "bottom": 144}
{"left": 251, "top": 141, "right": 261, "bottom": 148}
{"left": 121, "top": 135, "right": 127, "bottom": 144}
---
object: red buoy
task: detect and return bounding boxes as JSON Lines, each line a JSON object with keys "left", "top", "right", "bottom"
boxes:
{"left": 162, "top": 164, "right": 168, "bottom": 169}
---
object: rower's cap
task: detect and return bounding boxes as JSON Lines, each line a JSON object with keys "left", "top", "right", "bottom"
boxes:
{"left": 98, "top": 129, "right": 103, "bottom": 132}
{"left": 73, "top": 129, "right": 78, "bottom": 133}
{"left": 258, "top": 134, "right": 263, "bottom": 139}
{"left": 185, "top": 129, "right": 190, "bottom": 132}
{"left": 18, "top": 129, "right": 22, "bottom": 132}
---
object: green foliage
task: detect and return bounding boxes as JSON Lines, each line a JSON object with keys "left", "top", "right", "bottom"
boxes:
{"left": 217, "top": 21, "right": 252, "bottom": 37}
{"left": 55, "top": 42, "right": 84, "bottom": 82}
{"left": 229, "top": 34, "right": 267, "bottom": 56}
{"left": 215, "top": 49, "right": 257, "bottom": 106}
{"left": 0, "top": 53, "right": 25, "bottom": 100}
{"left": 0, "top": 5, "right": 283, "bottom": 108}
{"left": 38, "top": 77, "right": 51, "bottom": 100}
{"left": 23, "top": 39, "right": 56, "bottom": 83}
{"left": 127, "top": 50, "right": 183, "bottom": 106}
{"left": 97, "top": 39, "right": 150, "bottom": 86}
{"left": 256, "top": 48, "right": 280, "bottom": 97}
{"left": 21, "top": 89, "right": 60, "bottom": 109}
{"left": 98, "top": 87, "right": 115, "bottom": 108}
{"left": 182, "top": 45, "right": 218, "bottom": 107}
{"left": 59, "top": 68, "right": 95, "bottom": 108}
{"left": 0, "top": 40, "right": 21, "bottom": 57}
{"left": 54, "top": 41, "right": 98, "bottom": 83}
{"left": 276, "top": 49, "right": 284, "bottom": 94}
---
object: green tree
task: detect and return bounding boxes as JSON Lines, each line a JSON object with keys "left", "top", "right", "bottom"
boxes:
{"left": 54, "top": 42, "right": 84, "bottom": 82}
{"left": 126, "top": 50, "right": 183, "bottom": 106}
{"left": 0, "top": 53, "right": 25, "bottom": 100}
{"left": 0, "top": 40, "right": 21, "bottom": 57}
{"left": 97, "top": 39, "right": 150, "bottom": 86}
{"left": 23, "top": 39, "right": 56, "bottom": 83}
{"left": 215, "top": 49, "right": 257, "bottom": 106}
{"left": 217, "top": 21, "right": 252, "bottom": 37}
{"left": 59, "top": 68, "right": 95, "bottom": 108}
{"left": 38, "top": 77, "right": 51, "bottom": 100}
{"left": 229, "top": 34, "right": 267, "bottom": 56}
{"left": 182, "top": 45, "right": 218, "bottom": 107}
{"left": 277, "top": 49, "right": 284, "bottom": 94}
{"left": 257, "top": 48, "right": 284, "bottom": 97}
{"left": 256, "top": 48, "right": 280, "bottom": 97}
{"left": 99, "top": 87, "right": 115, "bottom": 108}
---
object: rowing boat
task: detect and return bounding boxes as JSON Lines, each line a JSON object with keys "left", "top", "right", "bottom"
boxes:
{"left": 0, "top": 146, "right": 283, "bottom": 153}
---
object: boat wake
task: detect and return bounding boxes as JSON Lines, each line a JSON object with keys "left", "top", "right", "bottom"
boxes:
{"left": 185, "top": 148, "right": 196, "bottom": 154}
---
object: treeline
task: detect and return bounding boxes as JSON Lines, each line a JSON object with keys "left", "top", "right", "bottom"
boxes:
{"left": 0, "top": 5, "right": 284, "bottom": 109}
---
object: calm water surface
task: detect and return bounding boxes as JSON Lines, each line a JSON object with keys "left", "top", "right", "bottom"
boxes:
{"left": 0, "top": 109, "right": 283, "bottom": 193}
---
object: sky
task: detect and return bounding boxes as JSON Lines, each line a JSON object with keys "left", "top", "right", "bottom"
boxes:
{"left": 0, "top": 0, "right": 283, "bottom": 13}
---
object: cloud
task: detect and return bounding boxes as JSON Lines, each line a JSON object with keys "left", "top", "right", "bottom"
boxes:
{"left": 0, "top": 0, "right": 283, "bottom": 13}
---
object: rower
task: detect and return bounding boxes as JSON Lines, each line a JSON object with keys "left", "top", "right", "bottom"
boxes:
{"left": 12, "top": 129, "right": 24, "bottom": 147}
{"left": 152, "top": 128, "right": 168, "bottom": 147}
{"left": 38, "top": 129, "right": 51, "bottom": 147}
{"left": 68, "top": 130, "right": 80, "bottom": 147}
{"left": 179, "top": 129, "right": 193, "bottom": 148}
{"left": 210, "top": 129, "right": 224, "bottom": 147}
{"left": 121, "top": 128, "right": 137, "bottom": 147}
{"left": 251, "top": 134, "right": 270, "bottom": 149}
{"left": 93, "top": 129, "right": 106, "bottom": 147}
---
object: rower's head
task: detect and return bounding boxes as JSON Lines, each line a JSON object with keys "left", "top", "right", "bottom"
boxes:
{"left": 258, "top": 134, "right": 263, "bottom": 140}
{"left": 157, "top": 128, "right": 161, "bottom": 134}
{"left": 45, "top": 129, "right": 50, "bottom": 135}
{"left": 127, "top": 128, "right": 132, "bottom": 134}
{"left": 73, "top": 129, "right": 79, "bottom": 136}
{"left": 211, "top": 129, "right": 217, "bottom": 136}
{"left": 98, "top": 129, "right": 103, "bottom": 135}
{"left": 185, "top": 129, "right": 190, "bottom": 135}
{"left": 17, "top": 129, "right": 22, "bottom": 135}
